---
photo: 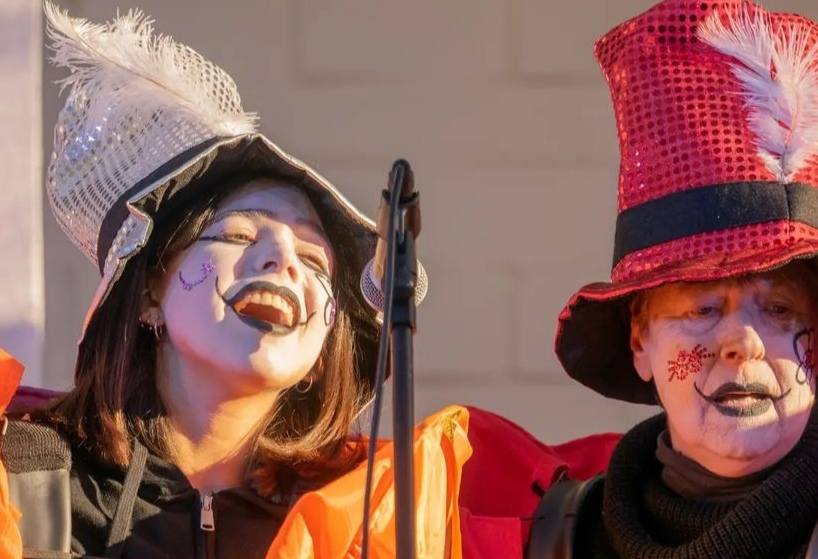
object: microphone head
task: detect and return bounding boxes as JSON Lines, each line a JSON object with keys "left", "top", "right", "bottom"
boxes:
{"left": 360, "top": 259, "right": 428, "bottom": 322}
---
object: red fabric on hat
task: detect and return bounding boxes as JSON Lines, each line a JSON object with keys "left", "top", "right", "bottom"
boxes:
{"left": 594, "top": 0, "right": 818, "bottom": 284}
{"left": 458, "top": 406, "right": 620, "bottom": 558}
{"left": 598, "top": 0, "right": 818, "bottom": 213}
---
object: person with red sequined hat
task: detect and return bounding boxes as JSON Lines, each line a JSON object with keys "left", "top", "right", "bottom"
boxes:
{"left": 512, "top": 0, "right": 818, "bottom": 557}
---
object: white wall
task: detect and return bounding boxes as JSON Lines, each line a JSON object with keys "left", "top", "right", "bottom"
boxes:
{"left": 37, "top": 0, "right": 818, "bottom": 443}
{"left": 0, "top": 0, "right": 43, "bottom": 386}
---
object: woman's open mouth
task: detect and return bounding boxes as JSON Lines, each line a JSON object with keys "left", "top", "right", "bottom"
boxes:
{"left": 694, "top": 382, "right": 790, "bottom": 418}
{"left": 219, "top": 281, "right": 302, "bottom": 335}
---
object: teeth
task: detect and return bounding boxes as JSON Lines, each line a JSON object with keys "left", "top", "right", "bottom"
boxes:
{"left": 234, "top": 289, "right": 296, "bottom": 320}
{"left": 270, "top": 294, "right": 289, "bottom": 312}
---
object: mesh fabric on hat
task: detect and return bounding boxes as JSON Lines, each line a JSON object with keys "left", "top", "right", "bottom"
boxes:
{"left": 46, "top": 8, "right": 256, "bottom": 267}
{"left": 595, "top": 0, "right": 818, "bottom": 283}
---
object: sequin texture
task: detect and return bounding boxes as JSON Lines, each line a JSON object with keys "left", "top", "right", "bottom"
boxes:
{"left": 594, "top": 0, "right": 818, "bottom": 283}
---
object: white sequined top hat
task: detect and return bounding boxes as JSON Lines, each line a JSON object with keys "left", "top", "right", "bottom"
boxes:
{"left": 44, "top": 3, "right": 382, "bottom": 387}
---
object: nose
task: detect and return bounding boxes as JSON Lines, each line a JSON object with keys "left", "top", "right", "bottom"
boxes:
{"left": 248, "top": 228, "right": 301, "bottom": 283}
{"left": 718, "top": 312, "right": 765, "bottom": 365}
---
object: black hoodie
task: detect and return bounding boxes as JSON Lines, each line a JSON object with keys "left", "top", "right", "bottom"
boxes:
{"left": 2, "top": 419, "right": 291, "bottom": 559}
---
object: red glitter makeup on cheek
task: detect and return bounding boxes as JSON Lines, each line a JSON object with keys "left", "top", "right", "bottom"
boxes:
{"left": 667, "top": 344, "right": 716, "bottom": 382}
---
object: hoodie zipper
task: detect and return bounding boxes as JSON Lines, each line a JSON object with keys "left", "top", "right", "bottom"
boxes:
{"left": 201, "top": 493, "right": 215, "bottom": 531}
{"left": 198, "top": 492, "right": 217, "bottom": 559}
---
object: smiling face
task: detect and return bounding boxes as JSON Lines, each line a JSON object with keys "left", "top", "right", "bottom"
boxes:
{"left": 157, "top": 178, "right": 336, "bottom": 394}
{"left": 631, "top": 267, "right": 818, "bottom": 477}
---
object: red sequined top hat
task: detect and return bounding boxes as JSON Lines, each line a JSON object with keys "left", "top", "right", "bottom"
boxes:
{"left": 555, "top": 0, "right": 818, "bottom": 404}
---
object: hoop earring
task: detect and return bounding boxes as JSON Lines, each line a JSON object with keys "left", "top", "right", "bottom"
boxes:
{"left": 295, "top": 376, "right": 313, "bottom": 394}
{"left": 139, "top": 320, "right": 166, "bottom": 341}
{"left": 151, "top": 322, "right": 166, "bottom": 341}
{"left": 139, "top": 305, "right": 166, "bottom": 342}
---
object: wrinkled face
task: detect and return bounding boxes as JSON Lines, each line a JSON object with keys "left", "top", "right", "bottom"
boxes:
{"left": 158, "top": 178, "right": 336, "bottom": 393}
{"left": 632, "top": 275, "right": 817, "bottom": 477}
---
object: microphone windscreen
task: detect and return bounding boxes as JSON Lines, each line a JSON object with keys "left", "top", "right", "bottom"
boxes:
{"left": 359, "top": 259, "right": 428, "bottom": 319}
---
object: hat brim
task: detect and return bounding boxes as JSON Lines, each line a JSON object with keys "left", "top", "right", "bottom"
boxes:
{"left": 82, "top": 133, "right": 382, "bottom": 392}
{"left": 556, "top": 237, "right": 818, "bottom": 404}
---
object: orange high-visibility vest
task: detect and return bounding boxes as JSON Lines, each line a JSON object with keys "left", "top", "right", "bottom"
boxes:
{"left": 266, "top": 406, "right": 472, "bottom": 559}
{"left": 0, "top": 350, "right": 23, "bottom": 559}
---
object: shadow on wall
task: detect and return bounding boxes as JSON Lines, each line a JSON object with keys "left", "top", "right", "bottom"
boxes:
{"left": 0, "top": 320, "right": 43, "bottom": 387}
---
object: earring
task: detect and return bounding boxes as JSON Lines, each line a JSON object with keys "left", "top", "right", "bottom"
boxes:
{"left": 139, "top": 307, "right": 166, "bottom": 341}
{"left": 150, "top": 322, "right": 166, "bottom": 341}
{"left": 324, "top": 298, "right": 337, "bottom": 327}
{"left": 295, "top": 376, "right": 314, "bottom": 394}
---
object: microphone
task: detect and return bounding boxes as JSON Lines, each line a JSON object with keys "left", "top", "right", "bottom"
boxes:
{"left": 360, "top": 162, "right": 428, "bottom": 317}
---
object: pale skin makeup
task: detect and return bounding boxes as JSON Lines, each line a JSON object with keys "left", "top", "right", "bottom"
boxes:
{"left": 147, "top": 178, "right": 336, "bottom": 493}
{"left": 631, "top": 275, "right": 817, "bottom": 478}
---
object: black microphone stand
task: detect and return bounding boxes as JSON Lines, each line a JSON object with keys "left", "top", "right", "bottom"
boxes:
{"left": 360, "top": 160, "right": 420, "bottom": 559}
{"left": 389, "top": 161, "right": 420, "bottom": 559}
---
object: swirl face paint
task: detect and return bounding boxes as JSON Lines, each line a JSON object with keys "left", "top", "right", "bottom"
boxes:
{"left": 794, "top": 328, "right": 816, "bottom": 385}
{"left": 314, "top": 271, "right": 336, "bottom": 327}
{"left": 667, "top": 344, "right": 715, "bottom": 382}
{"left": 179, "top": 259, "right": 216, "bottom": 291}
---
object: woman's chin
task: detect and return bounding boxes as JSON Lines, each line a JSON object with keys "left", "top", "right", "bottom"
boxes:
{"left": 700, "top": 426, "right": 781, "bottom": 466}
{"left": 188, "top": 354, "right": 305, "bottom": 393}
{"left": 224, "top": 365, "right": 305, "bottom": 391}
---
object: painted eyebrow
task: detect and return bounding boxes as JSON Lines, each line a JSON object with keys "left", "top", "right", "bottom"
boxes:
{"left": 209, "top": 208, "right": 325, "bottom": 238}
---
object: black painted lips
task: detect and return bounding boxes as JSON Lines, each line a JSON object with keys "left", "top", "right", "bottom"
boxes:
{"left": 695, "top": 382, "right": 791, "bottom": 418}
{"left": 220, "top": 281, "right": 302, "bottom": 335}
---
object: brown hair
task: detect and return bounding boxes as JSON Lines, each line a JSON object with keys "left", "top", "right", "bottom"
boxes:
{"left": 43, "top": 172, "right": 368, "bottom": 495}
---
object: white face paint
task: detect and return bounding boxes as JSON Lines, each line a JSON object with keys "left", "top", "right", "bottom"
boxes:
{"left": 632, "top": 275, "right": 817, "bottom": 477}
{"left": 158, "top": 178, "right": 336, "bottom": 394}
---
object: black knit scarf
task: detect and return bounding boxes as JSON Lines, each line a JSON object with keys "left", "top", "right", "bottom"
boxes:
{"left": 602, "top": 411, "right": 818, "bottom": 559}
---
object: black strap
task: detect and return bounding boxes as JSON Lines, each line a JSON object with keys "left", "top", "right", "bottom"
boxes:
{"left": 613, "top": 181, "right": 818, "bottom": 266}
{"left": 526, "top": 474, "right": 604, "bottom": 559}
{"left": 103, "top": 440, "right": 148, "bottom": 558}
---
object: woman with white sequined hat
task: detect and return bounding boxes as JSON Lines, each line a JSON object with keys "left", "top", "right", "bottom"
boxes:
{"left": 0, "top": 3, "right": 468, "bottom": 558}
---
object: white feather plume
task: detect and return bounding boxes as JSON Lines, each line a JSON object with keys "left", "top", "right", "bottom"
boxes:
{"left": 43, "top": 1, "right": 257, "bottom": 137}
{"left": 698, "top": 6, "right": 818, "bottom": 183}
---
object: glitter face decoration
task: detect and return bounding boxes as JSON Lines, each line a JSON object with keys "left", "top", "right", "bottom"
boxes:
{"left": 667, "top": 344, "right": 716, "bottom": 382}
{"left": 794, "top": 328, "right": 816, "bottom": 385}
{"left": 179, "top": 258, "right": 215, "bottom": 291}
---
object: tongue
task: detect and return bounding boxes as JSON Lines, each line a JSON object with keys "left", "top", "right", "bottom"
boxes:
{"left": 238, "top": 303, "right": 292, "bottom": 327}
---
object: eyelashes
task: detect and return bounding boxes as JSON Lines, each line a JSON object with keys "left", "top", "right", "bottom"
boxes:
{"left": 198, "top": 233, "right": 253, "bottom": 245}
{"left": 299, "top": 254, "right": 331, "bottom": 275}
